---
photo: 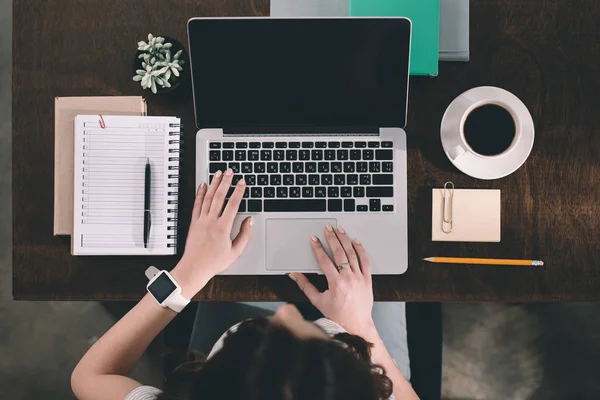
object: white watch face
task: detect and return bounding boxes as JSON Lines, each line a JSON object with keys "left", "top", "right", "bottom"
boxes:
{"left": 147, "top": 271, "right": 177, "bottom": 304}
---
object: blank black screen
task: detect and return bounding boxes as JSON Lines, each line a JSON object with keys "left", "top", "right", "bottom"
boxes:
{"left": 188, "top": 18, "right": 411, "bottom": 129}
{"left": 148, "top": 272, "right": 177, "bottom": 303}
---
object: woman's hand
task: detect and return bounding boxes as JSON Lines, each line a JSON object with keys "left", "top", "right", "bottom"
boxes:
{"left": 289, "top": 225, "right": 378, "bottom": 341}
{"left": 171, "top": 169, "right": 253, "bottom": 298}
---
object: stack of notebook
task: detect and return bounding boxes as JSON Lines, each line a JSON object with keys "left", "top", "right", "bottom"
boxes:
{"left": 54, "top": 97, "right": 182, "bottom": 255}
{"left": 270, "top": 0, "right": 470, "bottom": 76}
{"left": 349, "top": 0, "right": 441, "bottom": 76}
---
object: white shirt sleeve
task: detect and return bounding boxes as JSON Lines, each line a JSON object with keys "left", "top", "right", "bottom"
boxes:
{"left": 124, "top": 385, "right": 163, "bottom": 400}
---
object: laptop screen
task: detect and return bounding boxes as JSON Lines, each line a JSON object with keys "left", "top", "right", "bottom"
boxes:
{"left": 188, "top": 18, "right": 411, "bottom": 130}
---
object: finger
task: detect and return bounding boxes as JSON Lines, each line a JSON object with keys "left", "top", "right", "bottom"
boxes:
{"left": 334, "top": 225, "right": 360, "bottom": 274}
{"left": 232, "top": 216, "right": 253, "bottom": 256}
{"left": 201, "top": 170, "right": 223, "bottom": 215}
{"left": 310, "top": 236, "right": 339, "bottom": 281}
{"left": 288, "top": 273, "right": 321, "bottom": 306}
{"left": 323, "top": 225, "right": 350, "bottom": 274}
{"left": 352, "top": 239, "right": 372, "bottom": 281}
{"left": 192, "top": 182, "right": 207, "bottom": 221}
{"left": 209, "top": 168, "right": 234, "bottom": 217}
{"left": 221, "top": 178, "right": 246, "bottom": 226}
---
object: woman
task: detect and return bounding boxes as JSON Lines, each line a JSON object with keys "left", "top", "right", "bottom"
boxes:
{"left": 71, "top": 168, "right": 419, "bottom": 400}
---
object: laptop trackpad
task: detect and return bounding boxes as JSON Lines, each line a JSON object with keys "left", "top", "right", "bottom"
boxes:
{"left": 266, "top": 218, "right": 336, "bottom": 272}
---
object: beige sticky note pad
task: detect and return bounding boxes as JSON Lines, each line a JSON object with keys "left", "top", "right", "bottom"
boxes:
{"left": 432, "top": 188, "right": 501, "bottom": 242}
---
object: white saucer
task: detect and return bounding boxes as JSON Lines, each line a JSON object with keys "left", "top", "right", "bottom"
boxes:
{"left": 440, "top": 87, "right": 535, "bottom": 180}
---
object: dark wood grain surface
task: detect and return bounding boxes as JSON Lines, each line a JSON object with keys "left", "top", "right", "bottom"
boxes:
{"left": 12, "top": 0, "right": 600, "bottom": 301}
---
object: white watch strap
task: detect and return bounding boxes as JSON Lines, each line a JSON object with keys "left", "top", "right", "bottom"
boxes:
{"left": 166, "top": 291, "right": 190, "bottom": 313}
{"left": 145, "top": 266, "right": 160, "bottom": 280}
{"left": 145, "top": 267, "right": 190, "bottom": 313}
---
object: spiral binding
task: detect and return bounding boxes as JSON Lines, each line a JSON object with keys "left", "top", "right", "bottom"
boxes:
{"left": 166, "top": 121, "right": 182, "bottom": 251}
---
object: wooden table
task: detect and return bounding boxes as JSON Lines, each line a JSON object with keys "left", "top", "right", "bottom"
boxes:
{"left": 12, "top": 0, "right": 600, "bottom": 301}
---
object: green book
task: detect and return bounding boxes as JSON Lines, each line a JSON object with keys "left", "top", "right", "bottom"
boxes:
{"left": 350, "top": 0, "right": 440, "bottom": 76}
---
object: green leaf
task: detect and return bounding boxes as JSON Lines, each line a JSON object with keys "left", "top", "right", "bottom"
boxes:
{"left": 141, "top": 74, "right": 150, "bottom": 87}
{"left": 172, "top": 66, "right": 180, "bottom": 77}
{"left": 174, "top": 50, "right": 183, "bottom": 59}
{"left": 155, "top": 77, "right": 164, "bottom": 86}
{"left": 164, "top": 69, "right": 171, "bottom": 81}
{"left": 136, "top": 69, "right": 146, "bottom": 75}
{"left": 163, "top": 43, "right": 172, "bottom": 49}
{"left": 148, "top": 33, "right": 154, "bottom": 41}
{"left": 151, "top": 79, "right": 157, "bottom": 93}
{"left": 133, "top": 75, "right": 143, "bottom": 82}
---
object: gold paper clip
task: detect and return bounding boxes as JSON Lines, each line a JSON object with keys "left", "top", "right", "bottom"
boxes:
{"left": 442, "top": 181, "right": 454, "bottom": 233}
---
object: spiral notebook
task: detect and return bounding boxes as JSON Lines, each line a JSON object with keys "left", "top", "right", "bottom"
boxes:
{"left": 71, "top": 115, "right": 181, "bottom": 255}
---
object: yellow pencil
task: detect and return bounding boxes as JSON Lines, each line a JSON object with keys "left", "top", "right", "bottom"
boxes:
{"left": 423, "top": 257, "right": 544, "bottom": 266}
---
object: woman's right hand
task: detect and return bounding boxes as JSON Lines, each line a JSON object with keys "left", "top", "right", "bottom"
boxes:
{"left": 289, "top": 225, "right": 379, "bottom": 341}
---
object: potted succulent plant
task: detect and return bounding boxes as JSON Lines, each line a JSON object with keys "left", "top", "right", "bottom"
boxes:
{"left": 133, "top": 34, "right": 187, "bottom": 94}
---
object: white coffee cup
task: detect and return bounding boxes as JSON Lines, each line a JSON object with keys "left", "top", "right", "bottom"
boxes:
{"left": 440, "top": 86, "right": 535, "bottom": 180}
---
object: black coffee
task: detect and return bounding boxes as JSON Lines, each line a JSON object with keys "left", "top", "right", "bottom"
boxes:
{"left": 463, "top": 104, "right": 516, "bottom": 156}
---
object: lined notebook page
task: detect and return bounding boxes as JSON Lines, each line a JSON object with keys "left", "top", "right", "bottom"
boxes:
{"left": 72, "top": 115, "right": 181, "bottom": 255}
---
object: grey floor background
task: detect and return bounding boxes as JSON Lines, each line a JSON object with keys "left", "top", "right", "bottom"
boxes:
{"left": 1, "top": 0, "right": 599, "bottom": 398}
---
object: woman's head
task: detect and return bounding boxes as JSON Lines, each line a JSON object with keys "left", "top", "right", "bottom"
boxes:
{"left": 161, "top": 305, "right": 392, "bottom": 400}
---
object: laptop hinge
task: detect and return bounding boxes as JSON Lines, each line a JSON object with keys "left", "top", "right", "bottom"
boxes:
{"left": 222, "top": 126, "right": 379, "bottom": 136}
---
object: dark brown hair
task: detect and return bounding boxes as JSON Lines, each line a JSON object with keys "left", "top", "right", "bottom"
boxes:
{"left": 159, "top": 317, "right": 392, "bottom": 399}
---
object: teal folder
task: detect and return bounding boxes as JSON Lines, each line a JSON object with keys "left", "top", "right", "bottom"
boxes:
{"left": 350, "top": 0, "right": 440, "bottom": 76}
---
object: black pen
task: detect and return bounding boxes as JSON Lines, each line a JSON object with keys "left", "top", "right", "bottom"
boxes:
{"left": 143, "top": 158, "right": 151, "bottom": 248}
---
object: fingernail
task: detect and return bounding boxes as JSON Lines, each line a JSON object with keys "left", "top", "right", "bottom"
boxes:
{"left": 215, "top": 170, "right": 223, "bottom": 178}
{"left": 337, "top": 225, "right": 345, "bottom": 234}
{"left": 353, "top": 238, "right": 361, "bottom": 245}
{"left": 238, "top": 178, "right": 246, "bottom": 186}
{"left": 310, "top": 235, "right": 319, "bottom": 242}
{"left": 225, "top": 168, "right": 233, "bottom": 176}
{"left": 325, "top": 224, "right": 333, "bottom": 232}
{"left": 249, "top": 216, "right": 254, "bottom": 226}
{"left": 287, "top": 273, "right": 297, "bottom": 282}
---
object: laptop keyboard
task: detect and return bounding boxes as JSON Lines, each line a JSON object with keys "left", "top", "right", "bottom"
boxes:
{"left": 207, "top": 140, "right": 395, "bottom": 213}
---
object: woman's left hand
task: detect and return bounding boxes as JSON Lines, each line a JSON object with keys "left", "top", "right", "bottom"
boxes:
{"left": 172, "top": 168, "right": 253, "bottom": 298}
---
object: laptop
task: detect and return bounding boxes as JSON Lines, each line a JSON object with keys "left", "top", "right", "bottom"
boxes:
{"left": 188, "top": 17, "right": 411, "bottom": 275}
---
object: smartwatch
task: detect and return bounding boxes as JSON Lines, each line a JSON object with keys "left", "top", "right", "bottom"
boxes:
{"left": 145, "top": 266, "right": 190, "bottom": 313}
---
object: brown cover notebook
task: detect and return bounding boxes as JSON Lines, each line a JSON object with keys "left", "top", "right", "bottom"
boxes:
{"left": 54, "top": 96, "right": 147, "bottom": 235}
